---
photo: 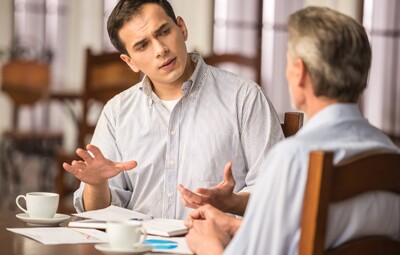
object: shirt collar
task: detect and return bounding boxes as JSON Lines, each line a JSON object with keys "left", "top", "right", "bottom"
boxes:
{"left": 139, "top": 52, "right": 207, "bottom": 98}
{"left": 297, "top": 103, "right": 365, "bottom": 136}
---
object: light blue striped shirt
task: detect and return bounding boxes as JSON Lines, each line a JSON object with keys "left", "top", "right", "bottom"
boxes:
{"left": 225, "top": 103, "right": 400, "bottom": 255}
{"left": 73, "top": 53, "right": 284, "bottom": 219}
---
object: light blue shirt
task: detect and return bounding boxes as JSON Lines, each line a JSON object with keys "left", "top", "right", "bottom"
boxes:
{"left": 225, "top": 103, "right": 400, "bottom": 255}
{"left": 73, "top": 53, "right": 284, "bottom": 219}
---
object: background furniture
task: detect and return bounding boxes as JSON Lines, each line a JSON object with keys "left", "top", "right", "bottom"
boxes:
{"left": 0, "top": 60, "right": 63, "bottom": 210}
{"left": 281, "top": 112, "right": 304, "bottom": 137}
{"left": 203, "top": 53, "right": 261, "bottom": 84}
{"left": 56, "top": 49, "right": 141, "bottom": 213}
{"left": 299, "top": 151, "right": 400, "bottom": 255}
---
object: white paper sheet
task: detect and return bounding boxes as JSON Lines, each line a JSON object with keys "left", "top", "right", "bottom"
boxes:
{"left": 73, "top": 205, "right": 152, "bottom": 221}
{"left": 7, "top": 227, "right": 107, "bottom": 245}
{"left": 7, "top": 227, "right": 192, "bottom": 253}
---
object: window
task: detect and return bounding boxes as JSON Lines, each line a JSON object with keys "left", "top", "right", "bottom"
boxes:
{"left": 13, "top": 0, "right": 68, "bottom": 88}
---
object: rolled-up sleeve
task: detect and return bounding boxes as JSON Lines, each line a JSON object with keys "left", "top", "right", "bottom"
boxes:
{"left": 73, "top": 101, "right": 134, "bottom": 212}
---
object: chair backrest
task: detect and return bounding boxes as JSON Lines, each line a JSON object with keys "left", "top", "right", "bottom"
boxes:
{"left": 281, "top": 112, "right": 304, "bottom": 137}
{"left": 203, "top": 53, "right": 261, "bottom": 84}
{"left": 299, "top": 151, "right": 400, "bottom": 255}
{"left": 1, "top": 60, "right": 50, "bottom": 128}
{"left": 78, "top": 48, "right": 141, "bottom": 147}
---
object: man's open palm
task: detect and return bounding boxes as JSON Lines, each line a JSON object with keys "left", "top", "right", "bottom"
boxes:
{"left": 63, "top": 144, "right": 137, "bottom": 185}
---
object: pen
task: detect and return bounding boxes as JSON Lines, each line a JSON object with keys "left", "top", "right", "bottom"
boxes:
{"left": 130, "top": 218, "right": 143, "bottom": 221}
{"left": 130, "top": 215, "right": 154, "bottom": 221}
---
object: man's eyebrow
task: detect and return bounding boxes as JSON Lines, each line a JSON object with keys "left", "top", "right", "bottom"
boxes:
{"left": 133, "top": 38, "right": 147, "bottom": 49}
{"left": 131, "top": 23, "right": 170, "bottom": 49}
{"left": 154, "top": 23, "right": 169, "bottom": 36}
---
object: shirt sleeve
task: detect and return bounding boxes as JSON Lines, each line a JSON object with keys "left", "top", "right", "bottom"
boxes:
{"left": 73, "top": 99, "right": 134, "bottom": 212}
{"left": 237, "top": 84, "right": 284, "bottom": 192}
{"left": 225, "top": 141, "right": 308, "bottom": 255}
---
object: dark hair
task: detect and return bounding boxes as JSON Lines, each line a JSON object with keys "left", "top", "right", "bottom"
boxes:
{"left": 107, "top": 0, "right": 178, "bottom": 55}
{"left": 288, "top": 7, "right": 372, "bottom": 102}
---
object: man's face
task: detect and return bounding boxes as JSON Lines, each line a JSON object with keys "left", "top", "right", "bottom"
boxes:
{"left": 119, "top": 3, "right": 190, "bottom": 88}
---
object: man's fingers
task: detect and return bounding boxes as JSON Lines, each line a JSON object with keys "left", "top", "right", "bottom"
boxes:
{"left": 63, "top": 162, "right": 73, "bottom": 172}
{"left": 223, "top": 161, "right": 233, "bottom": 182}
{"left": 183, "top": 188, "right": 205, "bottom": 205}
{"left": 119, "top": 160, "right": 138, "bottom": 171}
{"left": 178, "top": 185, "right": 194, "bottom": 208}
{"left": 177, "top": 184, "right": 186, "bottom": 192}
{"left": 71, "top": 160, "right": 86, "bottom": 169}
{"left": 178, "top": 185, "right": 207, "bottom": 208}
{"left": 63, "top": 163, "right": 82, "bottom": 177}
{"left": 195, "top": 187, "right": 212, "bottom": 197}
{"left": 86, "top": 144, "right": 104, "bottom": 159}
{"left": 188, "top": 208, "right": 203, "bottom": 220}
{"left": 179, "top": 185, "right": 196, "bottom": 198}
{"left": 195, "top": 162, "right": 233, "bottom": 196}
{"left": 184, "top": 218, "right": 193, "bottom": 228}
{"left": 76, "top": 148, "right": 93, "bottom": 162}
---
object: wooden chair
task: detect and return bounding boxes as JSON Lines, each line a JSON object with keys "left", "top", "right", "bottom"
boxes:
{"left": 0, "top": 60, "right": 63, "bottom": 205}
{"left": 55, "top": 48, "right": 141, "bottom": 213}
{"left": 203, "top": 53, "right": 261, "bottom": 84}
{"left": 281, "top": 112, "right": 304, "bottom": 137}
{"left": 299, "top": 151, "right": 400, "bottom": 255}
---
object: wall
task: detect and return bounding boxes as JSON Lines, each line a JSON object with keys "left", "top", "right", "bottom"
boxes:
{"left": 171, "top": 0, "right": 213, "bottom": 55}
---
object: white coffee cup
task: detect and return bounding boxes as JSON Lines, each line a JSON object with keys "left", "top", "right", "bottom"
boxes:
{"left": 15, "top": 192, "right": 59, "bottom": 219}
{"left": 107, "top": 221, "right": 147, "bottom": 250}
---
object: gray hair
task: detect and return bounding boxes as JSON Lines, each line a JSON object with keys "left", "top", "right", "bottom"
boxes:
{"left": 287, "top": 6, "right": 371, "bottom": 102}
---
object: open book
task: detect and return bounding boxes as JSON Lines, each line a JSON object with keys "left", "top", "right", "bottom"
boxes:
{"left": 69, "top": 206, "right": 187, "bottom": 237}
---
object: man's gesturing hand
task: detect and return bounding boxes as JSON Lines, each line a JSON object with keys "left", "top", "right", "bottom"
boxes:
{"left": 178, "top": 162, "right": 236, "bottom": 212}
{"left": 62, "top": 144, "right": 137, "bottom": 185}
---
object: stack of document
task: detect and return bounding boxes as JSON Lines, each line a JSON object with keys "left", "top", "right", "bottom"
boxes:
{"left": 7, "top": 227, "right": 192, "bottom": 254}
{"left": 69, "top": 205, "right": 188, "bottom": 237}
{"left": 7, "top": 227, "right": 107, "bottom": 245}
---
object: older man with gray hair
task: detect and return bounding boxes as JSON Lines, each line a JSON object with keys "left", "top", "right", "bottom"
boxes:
{"left": 184, "top": 6, "right": 400, "bottom": 255}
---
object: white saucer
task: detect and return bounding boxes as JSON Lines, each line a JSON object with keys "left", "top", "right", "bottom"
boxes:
{"left": 16, "top": 213, "right": 70, "bottom": 226}
{"left": 95, "top": 243, "right": 153, "bottom": 255}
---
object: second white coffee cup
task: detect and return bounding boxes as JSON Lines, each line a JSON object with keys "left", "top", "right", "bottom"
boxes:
{"left": 107, "top": 221, "right": 147, "bottom": 250}
{"left": 15, "top": 192, "right": 59, "bottom": 219}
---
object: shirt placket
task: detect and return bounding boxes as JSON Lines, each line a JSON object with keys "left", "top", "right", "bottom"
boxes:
{"left": 164, "top": 103, "right": 180, "bottom": 218}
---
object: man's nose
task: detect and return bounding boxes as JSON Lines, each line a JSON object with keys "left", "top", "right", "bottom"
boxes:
{"left": 154, "top": 40, "right": 169, "bottom": 57}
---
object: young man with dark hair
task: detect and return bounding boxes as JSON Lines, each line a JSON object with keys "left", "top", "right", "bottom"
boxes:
{"left": 63, "top": 0, "right": 283, "bottom": 219}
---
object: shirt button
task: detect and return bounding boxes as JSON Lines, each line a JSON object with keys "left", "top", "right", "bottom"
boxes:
{"left": 167, "top": 192, "right": 173, "bottom": 198}
{"left": 170, "top": 130, "right": 176, "bottom": 136}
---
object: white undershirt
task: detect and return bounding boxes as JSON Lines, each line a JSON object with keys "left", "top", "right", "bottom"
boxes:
{"left": 161, "top": 98, "right": 181, "bottom": 112}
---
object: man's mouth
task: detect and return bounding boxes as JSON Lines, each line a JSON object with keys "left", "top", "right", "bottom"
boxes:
{"left": 160, "top": 58, "right": 176, "bottom": 69}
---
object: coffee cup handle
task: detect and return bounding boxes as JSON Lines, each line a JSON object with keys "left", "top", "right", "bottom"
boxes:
{"left": 15, "top": 195, "right": 28, "bottom": 213}
{"left": 136, "top": 227, "right": 147, "bottom": 245}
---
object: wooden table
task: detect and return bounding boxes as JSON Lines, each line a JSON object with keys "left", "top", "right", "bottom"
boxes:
{"left": 0, "top": 212, "right": 176, "bottom": 255}
{"left": 0, "top": 212, "right": 105, "bottom": 255}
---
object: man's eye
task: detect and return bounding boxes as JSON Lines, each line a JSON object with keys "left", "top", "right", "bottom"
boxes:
{"left": 160, "top": 28, "right": 170, "bottom": 36}
{"left": 136, "top": 42, "right": 148, "bottom": 51}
